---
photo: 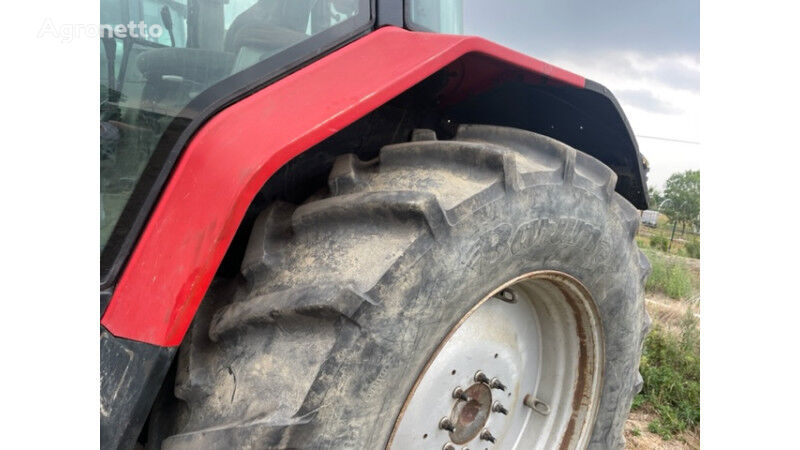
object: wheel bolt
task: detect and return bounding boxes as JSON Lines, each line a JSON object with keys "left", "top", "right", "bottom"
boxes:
{"left": 474, "top": 370, "right": 490, "bottom": 384}
{"left": 492, "top": 401, "right": 508, "bottom": 415}
{"left": 489, "top": 377, "right": 506, "bottom": 391}
{"left": 480, "top": 429, "right": 496, "bottom": 443}
{"left": 452, "top": 386, "right": 468, "bottom": 401}
{"left": 439, "top": 417, "right": 455, "bottom": 432}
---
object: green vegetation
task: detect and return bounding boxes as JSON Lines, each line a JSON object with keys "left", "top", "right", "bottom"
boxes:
{"left": 648, "top": 186, "right": 663, "bottom": 208}
{"left": 644, "top": 251, "right": 694, "bottom": 299}
{"left": 633, "top": 312, "right": 700, "bottom": 440}
{"left": 631, "top": 170, "right": 700, "bottom": 443}
{"left": 654, "top": 170, "right": 700, "bottom": 234}
{"left": 684, "top": 239, "right": 700, "bottom": 259}
{"left": 636, "top": 209, "right": 699, "bottom": 257}
{"left": 649, "top": 235, "right": 669, "bottom": 252}
{"left": 642, "top": 171, "right": 700, "bottom": 258}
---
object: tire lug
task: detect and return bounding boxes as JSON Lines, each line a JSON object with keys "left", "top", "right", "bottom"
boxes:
{"left": 474, "top": 370, "right": 490, "bottom": 384}
{"left": 492, "top": 401, "right": 508, "bottom": 415}
{"left": 480, "top": 429, "right": 496, "bottom": 443}
{"left": 452, "top": 386, "right": 468, "bottom": 401}
{"left": 439, "top": 417, "right": 455, "bottom": 432}
{"left": 489, "top": 377, "right": 506, "bottom": 391}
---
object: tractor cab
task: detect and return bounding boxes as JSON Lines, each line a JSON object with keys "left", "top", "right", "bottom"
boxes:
{"left": 100, "top": 0, "right": 371, "bottom": 259}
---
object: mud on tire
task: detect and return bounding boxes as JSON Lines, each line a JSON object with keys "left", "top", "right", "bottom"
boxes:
{"left": 161, "top": 125, "right": 651, "bottom": 449}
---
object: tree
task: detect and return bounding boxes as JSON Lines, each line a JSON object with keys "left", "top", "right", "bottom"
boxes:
{"left": 648, "top": 185, "right": 664, "bottom": 209}
{"left": 661, "top": 170, "right": 700, "bottom": 235}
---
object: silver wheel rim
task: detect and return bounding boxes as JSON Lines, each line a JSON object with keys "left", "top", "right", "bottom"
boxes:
{"left": 388, "top": 271, "right": 604, "bottom": 450}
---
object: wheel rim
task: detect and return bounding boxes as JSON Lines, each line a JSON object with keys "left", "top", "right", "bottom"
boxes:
{"left": 388, "top": 271, "right": 604, "bottom": 450}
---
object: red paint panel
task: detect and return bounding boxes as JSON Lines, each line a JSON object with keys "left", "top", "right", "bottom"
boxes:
{"left": 101, "top": 26, "right": 585, "bottom": 347}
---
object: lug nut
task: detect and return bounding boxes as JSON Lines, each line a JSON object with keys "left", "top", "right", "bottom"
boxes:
{"left": 439, "top": 417, "right": 455, "bottom": 432}
{"left": 452, "top": 387, "right": 468, "bottom": 401}
{"left": 474, "top": 370, "right": 490, "bottom": 384}
{"left": 492, "top": 401, "right": 508, "bottom": 415}
{"left": 489, "top": 377, "right": 506, "bottom": 391}
{"left": 480, "top": 429, "right": 496, "bottom": 443}
{"left": 442, "top": 443, "right": 456, "bottom": 450}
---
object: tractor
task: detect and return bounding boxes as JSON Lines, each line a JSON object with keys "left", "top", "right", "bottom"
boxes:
{"left": 100, "top": 1, "right": 651, "bottom": 449}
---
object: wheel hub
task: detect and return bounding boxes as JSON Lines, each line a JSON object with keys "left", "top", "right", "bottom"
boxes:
{"left": 388, "top": 271, "right": 604, "bottom": 450}
{"left": 448, "top": 381, "right": 493, "bottom": 444}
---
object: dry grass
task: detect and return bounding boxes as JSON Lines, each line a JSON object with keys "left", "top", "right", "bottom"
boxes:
{"left": 646, "top": 293, "right": 699, "bottom": 336}
{"left": 625, "top": 408, "right": 700, "bottom": 449}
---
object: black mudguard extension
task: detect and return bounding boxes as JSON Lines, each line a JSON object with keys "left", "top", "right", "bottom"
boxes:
{"left": 101, "top": 329, "right": 175, "bottom": 450}
{"left": 446, "top": 79, "right": 649, "bottom": 210}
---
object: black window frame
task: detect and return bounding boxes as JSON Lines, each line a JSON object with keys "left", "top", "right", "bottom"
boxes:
{"left": 101, "top": 0, "right": 377, "bottom": 290}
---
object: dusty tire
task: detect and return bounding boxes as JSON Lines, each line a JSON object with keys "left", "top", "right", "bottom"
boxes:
{"left": 162, "top": 125, "right": 650, "bottom": 449}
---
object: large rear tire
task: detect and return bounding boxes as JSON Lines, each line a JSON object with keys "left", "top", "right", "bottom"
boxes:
{"left": 161, "top": 125, "right": 650, "bottom": 449}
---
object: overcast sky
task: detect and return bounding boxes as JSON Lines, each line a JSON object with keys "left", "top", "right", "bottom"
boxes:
{"left": 462, "top": 0, "right": 700, "bottom": 190}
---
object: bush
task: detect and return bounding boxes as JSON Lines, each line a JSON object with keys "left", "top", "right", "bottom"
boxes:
{"left": 649, "top": 235, "right": 669, "bottom": 252}
{"left": 684, "top": 240, "right": 700, "bottom": 259}
{"left": 633, "top": 312, "right": 700, "bottom": 440}
{"left": 645, "top": 253, "right": 693, "bottom": 299}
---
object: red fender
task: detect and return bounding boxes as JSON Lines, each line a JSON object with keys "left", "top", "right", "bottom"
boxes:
{"left": 101, "top": 26, "right": 584, "bottom": 347}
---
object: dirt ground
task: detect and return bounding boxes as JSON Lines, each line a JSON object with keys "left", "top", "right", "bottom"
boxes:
{"left": 623, "top": 294, "right": 700, "bottom": 449}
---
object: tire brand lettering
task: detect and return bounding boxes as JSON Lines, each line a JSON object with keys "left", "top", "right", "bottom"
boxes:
{"left": 511, "top": 218, "right": 609, "bottom": 261}
{"left": 462, "top": 223, "right": 513, "bottom": 275}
